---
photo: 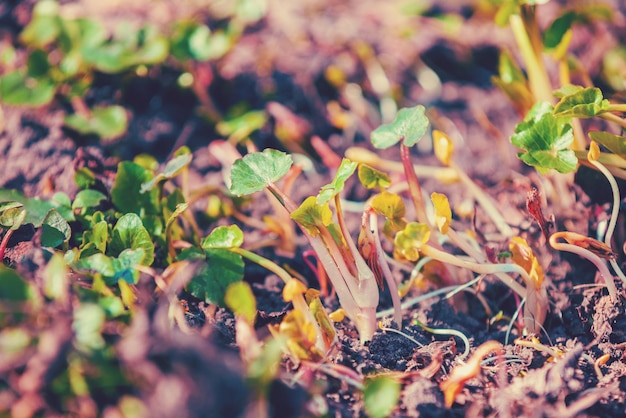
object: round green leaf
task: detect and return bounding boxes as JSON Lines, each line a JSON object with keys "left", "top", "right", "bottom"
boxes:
{"left": 64, "top": 105, "right": 128, "bottom": 141}
{"left": 202, "top": 225, "right": 244, "bottom": 249}
{"left": 364, "top": 375, "right": 401, "bottom": 418}
{"left": 229, "top": 149, "right": 293, "bottom": 196}
{"left": 109, "top": 213, "right": 155, "bottom": 266}
{"left": 371, "top": 105, "right": 429, "bottom": 149}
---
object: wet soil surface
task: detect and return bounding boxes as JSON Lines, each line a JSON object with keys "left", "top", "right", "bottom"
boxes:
{"left": 2, "top": 0, "right": 626, "bottom": 417}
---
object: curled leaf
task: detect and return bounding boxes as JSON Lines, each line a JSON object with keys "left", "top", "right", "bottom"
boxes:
{"left": 282, "top": 279, "right": 307, "bottom": 302}
{"left": 317, "top": 158, "right": 358, "bottom": 204}
{"left": 290, "top": 196, "right": 332, "bottom": 237}
{"left": 553, "top": 86, "right": 610, "bottom": 118}
{"left": 358, "top": 164, "right": 391, "bottom": 190}
{"left": 509, "top": 236, "right": 544, "bottom": 288}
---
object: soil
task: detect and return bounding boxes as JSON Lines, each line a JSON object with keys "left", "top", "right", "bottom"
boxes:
{"left": 1, "top": 1, "right": 626, "bottom": 417}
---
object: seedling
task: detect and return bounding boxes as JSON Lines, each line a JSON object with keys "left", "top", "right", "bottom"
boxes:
{"left": 229, "top": 149, "right": 380, "bottom": 342}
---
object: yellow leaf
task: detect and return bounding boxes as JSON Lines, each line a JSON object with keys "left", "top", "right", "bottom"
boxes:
{"left": 393, "top": 222, "right": 430, "bottom": 262}
{"left": 509, "top": 237, "right": 544, "bottom": 288}
{"left": 431, "top": 192, "right": 451, "bottom": 234}
{"left": 282, "top": 279, "right": 307, "bottom": 302}
{"left": 433, "top": 130, "right": 454, "bottom": 166}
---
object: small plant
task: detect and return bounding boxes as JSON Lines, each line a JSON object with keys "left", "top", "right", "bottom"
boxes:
{"left": 229, "top": 149, "right": 381, "bottom": 342}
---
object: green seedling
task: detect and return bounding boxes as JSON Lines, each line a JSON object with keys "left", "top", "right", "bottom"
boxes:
{"left": 371, "top": 105, "right": 431, "bottom": 225}
{"left": 363, "top": 374, "right": 401, "bottom": 418}
{"left": 229, "top": 149, "right": 380, "bottom": 342}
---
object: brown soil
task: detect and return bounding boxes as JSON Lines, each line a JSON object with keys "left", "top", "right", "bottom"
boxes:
{"left": 2, "top": 1, "right": 626, "bottom": 417}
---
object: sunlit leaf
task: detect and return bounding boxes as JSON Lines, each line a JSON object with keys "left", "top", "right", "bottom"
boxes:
{"left": 109, "top": 213, "right": 154, "bottom": 266}
{"left": 202, "top": 225, "right": 244, "bottom": 249}
{"left": 229, "top": 149, "right": 293, "bottom": 196}
{"left": 588, "top": 132, "right": 626, "bottom": 160}
{"left": 73, "top": 303, "right": 106, "bottom": 351}
{"left": 432, "top": 130, "right": 454, "bottom": 166}
{"left": 371, "top": 105, "right": 429, "bottom": 149}
{"left": 216, "top": 110, "right": 267, "bottom": 143}
{"left": 282, "top": 279, "right": 307, "bottom": 302}
{"left": 553, "top": 86, "right": 610, "bottom": 118}
{"left": 64, "top": 105, "right": 128, "bottom": 141}
{"left": 0, "top": 189, "right": 70, "bottom": 227}
{"left": 72, "top": 190, "right": 107, "bottom": 213}
{"left": 317, "top": 158, "right": 358, "bottom": 204}
{"left": 0, "top": 71, "right": 56, "bottom": 106}
{"left": 511, "top": 102, "right": 577, "bottom": 173}
{"left": 0, "top": 204, "right": 26, "bottom": 230}
{"left": 497, "top": 49, "right": 526, "bottom": 84}
{"left": 290, "top": 196, "right": 332, "bottom": 237}
{"left": 431, "top": 192, "right": 451, "bottom": 234}
{"left": 225, "top": 281, "right": 257, "bottom": 324}
{"left": 371, "top": 192, "right": 406, "bottom": 237}
{"left": 509, "top": 236, "right": 544, "bottom": 288}
{"left": 394, "top": 222, "right": 430, "bottom": 262}
{"left": 357, "top": 164, "right": 391, "bottom": 190}
{"left": 364, "top": 375, "right": 401, "bottom": 418}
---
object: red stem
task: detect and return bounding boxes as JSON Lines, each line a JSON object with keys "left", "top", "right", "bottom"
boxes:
{"left": 400, "top": 144, "right": 429, "bottom": 225}
{"left": 0, "top": 229, "right": 15, "bottom": 262}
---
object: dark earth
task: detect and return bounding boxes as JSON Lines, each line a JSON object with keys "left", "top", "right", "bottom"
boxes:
{"left": 1, "top": 0, "right": 626, "bottom": 417}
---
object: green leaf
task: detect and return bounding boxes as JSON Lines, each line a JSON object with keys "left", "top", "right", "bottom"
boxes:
{"left": 201, "top": 225, "right": 244, "bottom": 249}
{"left": 186, "top": 250, "right": 244, "bottom": 307}
{"left": 64, "top": 105, "right": 128, "bottom": 140}
{"left": 111, "top": 161, "right": 160, "bottom": 215}
{"left": 0, "top": 204, "right": 26, "bottom": 231}
{"left": 0, "top": 189, "right": 71, "bottom": 227}
{"left": 82, "top": 220, "right": 109, "bottom": 253}
{"left": 371, "top": 105, "right": 429, "bottom": 148}
{"left": 511, "top": 102, "right": 577, "bottom": 173}
{"left": 27, "top": 50, "right": 51, "bottom": 78}
{"left": 225, "top": 281, "right": 257, "bottom": 324}
{"left": 543, "top": 11, "right": 576, "bottom": 50}
{"left": 371, "top": 192, "right": 407, "bottom": 236}
{"left": 72, "top": 190, "right": 107, "bottom": 213}
{"left": 229, "top": 149, "right": 293, "bottom": 196}
{"left": 140, "top": 152, "right": 193, "bottom": 193}
{"left": 216, "top": 110, "right": 268, "bottom": 143}
{"left": 394, "top": 222, "right": 430, "bottom": 262}
{"left": 109, "top": 213, "right": 154, "bottom": 266}
{"left": 43, "top": 253, "right": 69, "bottom": 301}
{"left": 553, "top": 86, "right": 610, "bottom": 118}
{"left": 0, "top": 70, "right": 56, "bottom": 106}
{"left": 74, "top": 253, "right": 115, "bottom": 277}
{"left": 317, "top": 159, "right": 358, "bottom": 204}
{"left": 588, "top": 132, "right": 626, "bottom": 160}
{"left": 0, "top": 266, "right": 32, "bottom": 302}
{"left": 497, "top": 49, "right": 526, "bottom": 84}
{"left": 19, "top": 0, "right": 61, "bottom": 48}
{"left": 73, "top": 303, "right": 106, "bottom": 351}
{"left": 290, "top": 196, "right": 332, "bottom": 237}
{"left": 602, "top": 46, "right": 626, "bottom": 91}
{"left": 358, "top": 164, "right": 391, "bottom": 190}
{"left": 364, "top": 375, "right": 401, "bottom": 418}
{"left": 41, "top": 209, "right": 71, "bottom": 247}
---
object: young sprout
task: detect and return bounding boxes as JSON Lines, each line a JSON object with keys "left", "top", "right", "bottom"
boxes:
{"left": 587, "top": 141, "right": 626, "bottom": 285}
{"left": 394, "top": 222, "right": 527, "bottom": 298}
{"left": 440, "top": 340, "right": 503, "bottom": 408}
{"left": 432, "top": 130, "right": 514, "bottom": 237}
{"left": 229, "top": 151, "right": 379, "bottom": 342}
{"left": 413, "top": 318, "right": 470, "bottom": 360}
{"left": 549, "top": 231, "right": 618, "bottom": 300}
